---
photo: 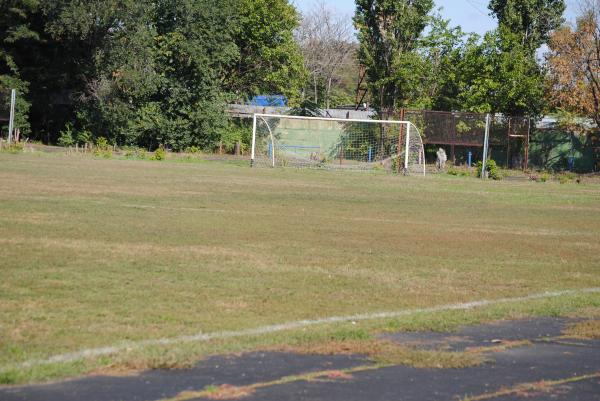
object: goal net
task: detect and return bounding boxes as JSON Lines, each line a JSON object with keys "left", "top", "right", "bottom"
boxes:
{"left": 251, "top": 114, "right": 425, "bottom": 175}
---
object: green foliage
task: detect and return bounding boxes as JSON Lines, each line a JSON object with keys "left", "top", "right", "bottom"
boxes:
{"left": 415, "top": 13, "right": 472, "bottom": 111}
{"left": 457, "top": 0, "right": 565, "bottom": 116}
{"left": 0, "top": 1, "right": 37, "bottom": 137}
{"left": 94, "top": 137, "right": 112, "bottom": 158}
{"left": 220, "top": 119, "right": 251, "bottom": 154}
{"left": 476, "top": 159, "right": 502, "bottom": 180}
{"left": 558, "top": 174, "right": 571, "bottom": 184}
{"left": 0, "top": 79, "right": 31, "bottom": 137}
{"left": 1, "top": 0, "right": 305, "bottom": 148}
{"left": 0, "top": 0, "right": 560, "bottom": 146}
{"left": 123, "top": 146, "right": 148, "bottom": 159}
{"left": 328, "top": 328, "right": 371, "bottom": 342}
{"left": 355, "top": 0, "right": 434, "bottom": 112}
{"left": 447, "top": 166, "right": 472, "bottom": 177}
{"left": 1, "top": 141, "right": 24, "bottom": 154}
{"left": 456, "top": 29, "right": 546, "bottom": 116}
{"left": 226, "top": 0, "right": 305, "bottom": 103}
{"left": 488, "top": 0, "right": 565, "bottom": 53}
{"left": 76, "top": 130, "right": 92, "bottom": 146}
{"left": 150, "top": 145, "right": 166, "bottom": 161}
{"left": 58, "top": 123, "right": 75, "bottom": 147}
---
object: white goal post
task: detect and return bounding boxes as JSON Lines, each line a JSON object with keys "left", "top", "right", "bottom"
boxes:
{"left": 251, "top": 113, "right": 426, "bottom": 175}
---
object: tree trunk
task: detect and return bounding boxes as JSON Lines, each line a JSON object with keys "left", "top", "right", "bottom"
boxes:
{"left": 326, "top": 77, "right": 332, "bottom": 110}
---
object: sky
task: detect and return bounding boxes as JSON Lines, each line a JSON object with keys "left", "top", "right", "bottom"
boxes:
{"left": 292, "top": 0, "right": 581, "bottom": 37}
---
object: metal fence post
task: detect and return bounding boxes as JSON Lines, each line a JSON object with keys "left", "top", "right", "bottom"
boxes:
{"left": 481, "top": 113, "right": 491, "bottom": 179}
{"left": 404, "top": 123, "right": 411, "bottom": 173}
{"left": 250, "top": 114, "right": 257, "bottom": 167}
{"left": 7, "top": 89, "right": 16, "bottom": 144}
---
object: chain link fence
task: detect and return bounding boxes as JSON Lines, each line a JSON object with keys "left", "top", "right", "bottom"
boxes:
{"left": 399, "top": 109, "right": 530, "bottom": 169}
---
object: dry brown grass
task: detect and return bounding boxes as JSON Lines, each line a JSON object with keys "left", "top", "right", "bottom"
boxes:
{"left": 564, "top": 320, "right": 600, "bottom": 339}
{"left": 278, "top": 339, "right": 487, "bottom": 369}
{"left": 461, "top": 372, "right": 600, "bottom": 401}
{"left": 160, "top": 365, "right": 377, "bottom": 401}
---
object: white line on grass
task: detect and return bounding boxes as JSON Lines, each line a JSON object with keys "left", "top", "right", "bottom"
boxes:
{"left": 2, "top": 287, "right": 599, "bottom": 373}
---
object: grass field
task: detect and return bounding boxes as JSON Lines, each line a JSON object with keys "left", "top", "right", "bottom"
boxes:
{"left": 1, "top": 151, "right": 600, "bottom": 384}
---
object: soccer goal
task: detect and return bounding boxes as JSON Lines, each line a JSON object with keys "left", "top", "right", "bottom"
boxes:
{"left": 251, "top": 113, "right": 426, "bottom": 175}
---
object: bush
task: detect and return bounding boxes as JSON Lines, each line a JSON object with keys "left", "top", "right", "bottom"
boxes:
{"left": 1, "top": 142, "right": 24, "bottom": 154}
{"left": 447, "top": 167, "right": 459, "bottom": 176}
{"left": 557, "top": 172, "right": 576, "bottom": 184}
{"left": 539, "top": 172, "right": 550, "bottom": 183}
{"left": 447, "top": 166, "right": 472, "bottom": 177}
{"left": 76, "top": 130, "right": 92, "bottom": 146}
{"left": 94, "top": 137, "right": 113, "bottom": 158}
{"left": 151, "top": 145, "right": 166, "bottom": 161}
{"left": 475, "top": 159, "right": 502, "bottom": 180}
{"left": 58, "top": 124, "right": 75, "bottom": 147}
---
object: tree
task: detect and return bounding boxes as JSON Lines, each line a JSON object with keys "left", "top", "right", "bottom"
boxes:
{"left": 0, "top": 0, "right": 40, "bottom": 136}
{"left": 547, "top": 1, "right": 600, "bottom": 126}
{"left": 463, "top": 0, "right": 566, "bottom": 117}
{"left": 0, "top": 0, "right": 308, "bottom": 148}
{"left": 489, "top": 0, "right": 566, "bottom": 53}
{"left": 46, "top": 0, "right": 162, "bottom": 146}
{"left": 82, "top": 0, "right": 240, "bottom": 151}
{"left": 416, "top": 13, "right": 472, "bottom": 110}
{"left": 456, "top": 29, "right": 546, "bottom": 116}
{"left": 296, "top": 1, "right": 355, "bottom": 109}
{"left": 225, "top": 0, "right": 305, "bottom": 104}
{"left": 354, "top": 0, "right": 434, "bottom": 114}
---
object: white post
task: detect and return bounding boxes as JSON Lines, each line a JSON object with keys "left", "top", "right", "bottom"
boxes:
{"left": 251, "top": 114, "right": 257, "bottom": 167}
{"left": 269, "top": 126, "right": 275, "bottom": 168}
{"left": 7, "top": 89, "right": 16, "bottom": 144}
{"left": 404, "top": 122, "right": 411, "bottom": 173}
{"left": 481, "top": 113, "right": 491, "bottom": 179}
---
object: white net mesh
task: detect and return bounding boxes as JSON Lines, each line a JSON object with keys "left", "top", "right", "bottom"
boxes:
{"left": 251, "top": 114, "right": 425, "bottom": 174}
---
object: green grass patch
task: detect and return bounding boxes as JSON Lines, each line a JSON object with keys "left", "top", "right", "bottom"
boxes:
{"left": 0, "top": 152, "right": 599, "bottom": 384}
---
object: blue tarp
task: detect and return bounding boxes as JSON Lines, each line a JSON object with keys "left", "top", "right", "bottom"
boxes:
{"left": 249, "top": 95, "right": 287, "bottom": 107}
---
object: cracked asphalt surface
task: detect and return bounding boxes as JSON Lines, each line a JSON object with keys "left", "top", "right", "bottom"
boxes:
{"left": 2, "top": 318, "right": 599, "bottom": 401}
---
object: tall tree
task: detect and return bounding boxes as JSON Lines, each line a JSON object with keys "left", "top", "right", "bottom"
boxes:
{"left": 296, "top": 1, "right": 355, "bottom": 109}
{"left": 453, "top": 0, "right": 567, "bottom": 116}
{"left": 354, "top": 0, "right": 434, "bottom": 114}
{"left": 456, "top": 29, "right": 546, "bottom": 116}
{"left": 73, "top": 0, "right": 241, "bottom": 150}
{"left": 225, "top": 0, "right": 305, "bottom": 104}
{"left": 416, "top": 13, "right": 472, "bottom": 110}
{"left": 0, "top": 0, "right": 41, "bottom": 136}
{"left": 547, "top": 1, "right": 600, "bottom": 126}
{"left": 489, "top": 0, "right": 565, "bottom": 53}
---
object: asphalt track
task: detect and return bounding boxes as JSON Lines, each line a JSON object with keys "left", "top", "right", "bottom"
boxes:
{"left": 2, "top": 317, "right": 599, "bottom": 401}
